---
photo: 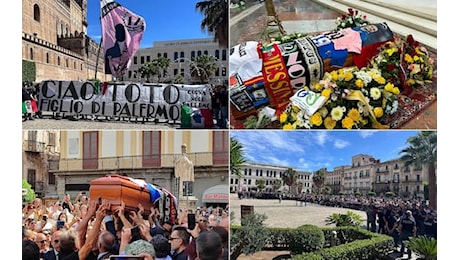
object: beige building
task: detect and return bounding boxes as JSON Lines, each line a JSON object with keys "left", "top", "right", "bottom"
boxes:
{"left": 22, "top": 0, "right": 108, "bottom": 82}
{"left": 22, "top": 130, "right": 61, "bottom": 199}
{"left": 127, "top": 38, "right": 229, "bottom": 85}
{"left": 329, "top": 154, "right": 428, "bottom": 198}
{"left": 23, "top": 130, "right": 229, "bottom": 208}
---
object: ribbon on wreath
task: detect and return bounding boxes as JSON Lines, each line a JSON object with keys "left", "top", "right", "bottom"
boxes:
{"left": 345, "top": 90, "right": 389, "bottom": 129}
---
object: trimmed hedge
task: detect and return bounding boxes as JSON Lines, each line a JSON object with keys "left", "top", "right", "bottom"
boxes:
{"left": 231, "top": 225, "right": 393, "bottom": 260}
{"left": 22, "top": 60, "right": 36, "bottom": 83}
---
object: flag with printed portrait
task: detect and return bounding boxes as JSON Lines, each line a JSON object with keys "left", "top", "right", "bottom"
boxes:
{"left": 100, "top": 0, "right": 146, "bottom": 78}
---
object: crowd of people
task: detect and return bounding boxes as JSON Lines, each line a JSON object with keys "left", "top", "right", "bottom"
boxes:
{"left": 22, "top": 193, "right": 229, "bottom": 260}
{"left": 238, "top": 191, "right": 437, "bottom": 258}
{"left": 211, "top": 85, "right": 228, "bottom": 129}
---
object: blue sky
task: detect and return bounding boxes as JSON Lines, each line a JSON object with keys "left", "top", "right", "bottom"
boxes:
{"left": 88, "top": 0, "right": 211, "bottom": 48}
{"left": 230, "top": 130, "right": 425, "bottom": 172}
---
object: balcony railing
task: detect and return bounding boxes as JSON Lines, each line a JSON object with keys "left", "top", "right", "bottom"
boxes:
{"left": 24, "top": 140, "right": 46, "bottom": 153}
{"left": 51, "top": 151, "right": 228, "bottom": 172}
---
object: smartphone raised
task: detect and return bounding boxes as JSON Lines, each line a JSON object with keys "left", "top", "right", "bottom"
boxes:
{"left": 109, "top": 256, "right": 143, "bottom": 260}
{"left": 57, "top": 220, "right": 65, "bottom": 229}
{"left": 187, "top": 213, "right": 196, "bottom": 230}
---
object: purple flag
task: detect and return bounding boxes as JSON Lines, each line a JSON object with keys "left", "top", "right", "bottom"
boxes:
{"left": 100, "top": 0, "right": 146, "bottom": 78}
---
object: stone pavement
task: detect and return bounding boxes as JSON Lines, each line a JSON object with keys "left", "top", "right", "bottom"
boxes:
{"left": 230, "top": 193, "right": 419, "bottom": 260}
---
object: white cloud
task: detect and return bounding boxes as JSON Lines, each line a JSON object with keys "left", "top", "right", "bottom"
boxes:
{"left": 334, "top": 139, "right": 350, "bottom": 149}
{"left": 358, "top": 130, "right": 375, "bottom": 138}
{"left": 315, "top": 131, "right": 328, "bottom": 146}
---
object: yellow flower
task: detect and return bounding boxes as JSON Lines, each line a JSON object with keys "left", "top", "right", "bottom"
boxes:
{"left": 324, "top": 117, "right": 336, "bottom": 129}
{"left": 283, "top": 123, "right": 294, "bottom": 130}
{"left": 407, "top": 79, "right": 415, "bottom": 85}
{"left": 292, "top": 105, "right": 300, "bottom": 113}
{"left": 341, "top": 116, "right": 355, "bottom": 129}
{"left": 355, "top": 79, "right": 364, "bottom": 88}
{"left": 321, "top": 88, "right": 331, "bottom": 100}
{"left": 310, "top": 112, "right": 323, "bottom": 126}
{"left": 314, "top": 82, "right": 323, "bottom": 91}
{"left": 427, "top": 66, "right": 433, "bottom": 79}
{"left": 392, "top": 87, "right": 400, "bottom": 95}
{"left": 373, "top": 107, "right": 384, "bottom": 118}
{"left": 343, "top": 71, "right": 354, "bottom": 81}
{"left": 347, "top": 108, "right": 361, "bottom": 122}
{"left": 384, "top": 82, "right": 395, "bottom": 92}
{"left": 386, "top": 47, "right": 397, "bottom": 56}
{"left": 280, "top": 112, "right": 288, "bottom": 123}
{"left": 374, "top": 75, "right": 386, "bottom": 85}
{"left": 404, "top": 54, "right": 414, "bottom": 63}
{"left": 414, "top": 55, "right": 420, "bottom": 62}
{"left": 330, "top": 70, "right": 339, "bottom": 81}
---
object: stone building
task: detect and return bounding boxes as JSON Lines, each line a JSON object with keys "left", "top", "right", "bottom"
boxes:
{"left": 229, "top": 162, "right": 313, "bottom": 194}
{"left": 127, "top": 38, "right": 229, "bottom": 85}
{"left": 22, "top": 130, "right": 61, "bottom": 200}
{"left": 22, "top": 0, "right": 108, "bottom": 82}
{"left": 46, "top": 130, "right": 229, "bottom": 208}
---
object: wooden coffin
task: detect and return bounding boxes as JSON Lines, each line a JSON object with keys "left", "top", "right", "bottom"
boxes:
{"left": 89, "top": 174, "right": 154, "bottom": 216}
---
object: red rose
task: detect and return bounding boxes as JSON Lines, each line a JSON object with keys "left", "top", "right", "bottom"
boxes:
{"left": 348, "top": 8, "right": 354, "bottom": 15}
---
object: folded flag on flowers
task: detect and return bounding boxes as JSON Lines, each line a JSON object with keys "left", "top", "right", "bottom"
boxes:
{"left": 229, "top": 16, "right": 435, "bottom": 129}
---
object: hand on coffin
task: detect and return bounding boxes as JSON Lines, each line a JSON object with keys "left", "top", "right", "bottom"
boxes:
{"left": 137, "top": 203, "right": 145, "bottom": 218}
{"left": 95, "top": 200, "right": 111, "bottom": 220}
{"left": 116, "top": 201, "right": 126, "bottom": 218}
{"left": 149, "top": 207, "right": 156, "bottom": 219}
{"left": 139, "top": 223, "right": 152, "bottom": 241}
{"left": 87, "top": 200, "right": 98, "bottom": 218}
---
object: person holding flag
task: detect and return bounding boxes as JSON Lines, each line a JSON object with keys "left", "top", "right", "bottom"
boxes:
{"left": 100, "top": 0, "right": 146, "bottom": 79}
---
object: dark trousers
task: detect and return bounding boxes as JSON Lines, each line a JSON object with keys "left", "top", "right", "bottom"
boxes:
{"left": 400, "top": 231, "right": 413, "bottom": 256}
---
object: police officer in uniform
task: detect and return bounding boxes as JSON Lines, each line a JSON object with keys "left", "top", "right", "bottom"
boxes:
{"left": 423, "top": 211, "right": 437, "bottom": 239}
{"left": 398, "top": 210, "right": 417, "bottom": 258}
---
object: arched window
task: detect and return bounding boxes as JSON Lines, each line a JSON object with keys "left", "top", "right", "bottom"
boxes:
{"left": 190, "top": 51, "right": 195, "bottom": 59}
{"left": 222, "top": 49, "right": 227, "bottom": 60}
{"left": 33, "top": 4, "right": 40, "bottom": 22}
{"left": 57, "top": 57, "right": 61, "bottom": 66}
{"left": 74, "top": 61, "right": 76, "bottom": 69}
{"left": 204, "top": 50, "right": 208, "bottom": 55}
{"left": 81, "top": 64, "right": 83, "bottom": 70}
{"left": 174, "top": 52, "right": 178, "bottom": 61}
{"left": 180, "top": 51, "right": 184, "bottom": 58}
{"left": 46, "top": 53, "right": 49, "bottom": 63}
{"left": 66, "top": 59, "right": 69, "bottom": 67}
{"left": 29, "top": 48, "right": 34, "bottom": 60}
{"left": 163, "top": 52, "right": 168, "bottom": 58}
{"left": 157, "top": 53, "right": 161, "bottom": 58}
{"left": 215, "top": 50, "right": 220, "bottom": 59}
{"left": 197, "top": 50, "right": 202, "bottom": 56}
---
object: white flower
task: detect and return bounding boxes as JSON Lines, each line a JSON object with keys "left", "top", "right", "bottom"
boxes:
{"left": 354, "top": 70, "right": 372, "bottom": 86}
{"left": 331, "top": 106, "right": 346, "bottom": 121}
{"left": 370, "top": 87, "right": 381, "bottom": 100}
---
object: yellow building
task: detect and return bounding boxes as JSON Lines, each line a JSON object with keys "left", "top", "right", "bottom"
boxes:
{"left": 52, "top": 130, "right": 229, "bottom": 207}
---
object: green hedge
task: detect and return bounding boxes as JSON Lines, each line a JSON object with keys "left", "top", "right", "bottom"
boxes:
{"left": 231, "top": 225, "right": 393, "bottom": 260}
{"left": 22, "top": 60, "right": 36, "bottom": 83}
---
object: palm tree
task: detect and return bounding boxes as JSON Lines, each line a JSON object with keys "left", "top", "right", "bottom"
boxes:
{"left": 190, "top": 54, "right": 217, "bottom": 83}
{"left": 272, "top": 179, "right": 282, "bottom": 192}
{"left": 313, "top": 168, "right": 326, "bottom": 194}
{"left": 195, "top": 0, "right": 228, "bottom": 48}
{"left": 138, "top": 62, "right": 155, "bottom": 82}
{"left": 154, "top": 56, "right": 171, "bottom": 82}
{"left": 282, "top": 167, "right": 297, "bottom": 195}
{"left": 399, "top": 131, "right": 437, "bottom": 209}
{"left": 256, "top": 179, "right": 266, "bottom": 192}
{"left": 231, "top": 137, "right": 246, "bottom": 191}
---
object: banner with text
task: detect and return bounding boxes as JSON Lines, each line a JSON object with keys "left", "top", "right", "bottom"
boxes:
{"left": 38, "top": 81, "right": 211, "bottom": 121}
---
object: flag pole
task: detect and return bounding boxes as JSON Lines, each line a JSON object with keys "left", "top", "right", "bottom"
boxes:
{"left": 94, "top": 37, "right": 102, "bottom": 80}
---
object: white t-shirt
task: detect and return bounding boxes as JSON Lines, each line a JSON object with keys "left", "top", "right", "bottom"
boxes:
{"left": 229, "top": 41, "right": 263, "bottom": 82}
